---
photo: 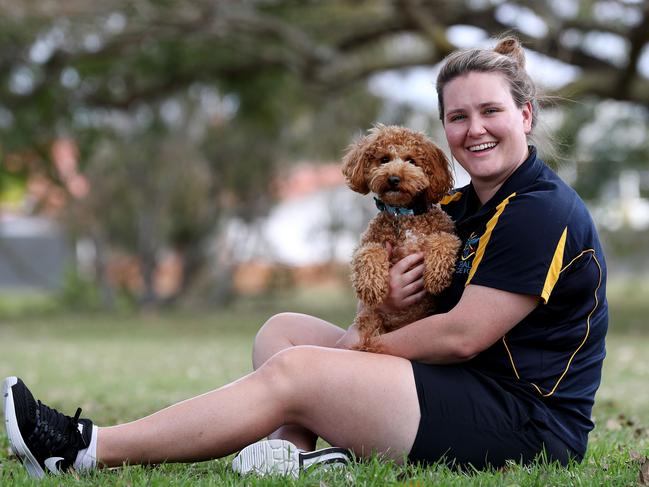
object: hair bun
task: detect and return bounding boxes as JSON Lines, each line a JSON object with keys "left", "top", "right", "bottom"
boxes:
{"left": 494, "top": 36, "right": 526, "bottom": 69}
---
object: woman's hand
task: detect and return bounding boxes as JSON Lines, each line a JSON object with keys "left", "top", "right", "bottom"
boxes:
{"left": 335, "top": 324, "right": 361, "bottom": 350}
{"left": 379, "top": 242, "right": 427, "bottom": 313}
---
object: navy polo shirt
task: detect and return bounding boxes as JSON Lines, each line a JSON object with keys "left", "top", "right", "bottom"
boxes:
{"left": 438, "top": 147, "right": 608, "bottom": 457}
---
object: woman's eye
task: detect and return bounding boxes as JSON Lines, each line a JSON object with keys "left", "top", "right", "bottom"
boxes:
{"left": 380, "top": 156, "right": 390, "bottom": 164}
{"left": 484, "top": 107, "right": 499, "bottom": 114}
{"left": 449, "top": 114, "right": 465, "bottom": 122}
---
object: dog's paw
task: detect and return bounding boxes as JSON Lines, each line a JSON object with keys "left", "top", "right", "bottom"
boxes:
{"left": 423, "top": 232, "right": 462, "bottom": 294}
{"left": 351, "top": 244, "right": 390, "bottom": 305}
{"left": 356, "top": 286, "right": 388, "bottom": 307}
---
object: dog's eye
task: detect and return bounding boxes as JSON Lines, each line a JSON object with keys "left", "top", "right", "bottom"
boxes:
{"left": 408, "top": 158, "right": 416, "bottom": 165}
{"left": 380, "top": 156, "right": 390, "bottom": 164}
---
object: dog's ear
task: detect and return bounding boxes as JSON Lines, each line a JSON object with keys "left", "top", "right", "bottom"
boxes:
{"left": 341, "top": 134, "right": 371, "bottom": 194}
{"left": 421, "top": 141, "right": 454, "bottom": 203}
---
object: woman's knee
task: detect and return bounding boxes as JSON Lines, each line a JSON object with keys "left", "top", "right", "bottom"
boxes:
{"left": 253, "top": 313, "right": 344, "bottom": 370}
{"left": 255, "top": 312, "right": 299, "bottom": 344}
{"left": 256, "top": 345, "right": 318, "bottom": 416}
{"left": 259, "top": 345, "right": 314, "bottom": 383}
{"left": 254, "top": 313, "right": 294, "bottom": 355}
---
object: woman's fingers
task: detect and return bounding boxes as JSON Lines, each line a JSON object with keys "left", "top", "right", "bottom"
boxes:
{"left": 382, "top": 251, "right": 427, "bottom": 311}
{"left": 402, "top": 263, "right": 425, "bottom": 286}
{"left": 402, "top": 277, "right": 424, "bottom": 296}
{"left": 401, "top": 290, "right": 427, "bottom": 307}
{"left": 391, "top": 252, "right": 424, "bottom": 274}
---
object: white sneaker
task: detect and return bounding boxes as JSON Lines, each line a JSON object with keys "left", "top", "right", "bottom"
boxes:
{"left": 231, "top": 439, "right": 352, "bottom": 477}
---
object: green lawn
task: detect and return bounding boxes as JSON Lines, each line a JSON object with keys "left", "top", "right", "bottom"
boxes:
{"left": 0, "top": 282, "right": 647, "bottom": 485}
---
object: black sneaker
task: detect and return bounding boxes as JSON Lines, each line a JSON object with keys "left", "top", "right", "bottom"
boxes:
{"left": 2, "top": 376, "right": 93, "bottom": 478}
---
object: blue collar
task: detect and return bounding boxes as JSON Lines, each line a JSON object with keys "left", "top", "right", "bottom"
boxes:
{"left": 374, "top": 197, "right": 425, "bottom": 217}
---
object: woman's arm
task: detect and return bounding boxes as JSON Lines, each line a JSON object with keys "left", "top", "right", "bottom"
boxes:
{"left": 339, "top": 249, "right": 538, "bottom": 359}
{"left": 375, "top": 284, "right": 539, "bottom": 363}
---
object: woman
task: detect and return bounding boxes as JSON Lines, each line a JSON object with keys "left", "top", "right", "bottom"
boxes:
{"left": 3, "top": 36, "right": 607, "bottom": 477}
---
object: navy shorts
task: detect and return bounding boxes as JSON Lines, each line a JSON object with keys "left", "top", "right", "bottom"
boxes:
{"left": 407, "top": 361, "right": 578, "bottom": 470}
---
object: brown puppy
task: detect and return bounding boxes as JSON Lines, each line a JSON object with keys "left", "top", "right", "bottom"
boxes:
{"left": 342, "top": 124, "right": 461, "bottom": 352}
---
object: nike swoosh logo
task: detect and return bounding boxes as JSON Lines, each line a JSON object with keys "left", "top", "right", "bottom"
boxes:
{"left": 44, "top": 456, "right": 65, "bottom": 474}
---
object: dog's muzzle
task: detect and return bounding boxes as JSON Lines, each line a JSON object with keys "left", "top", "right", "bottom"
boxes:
{"left": 388, "top": 176, "right": 400, "bottom": 188}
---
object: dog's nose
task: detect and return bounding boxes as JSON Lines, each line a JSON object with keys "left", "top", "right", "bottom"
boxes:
{"left": 388, "top": 176, "right": 400, "bottom": 188}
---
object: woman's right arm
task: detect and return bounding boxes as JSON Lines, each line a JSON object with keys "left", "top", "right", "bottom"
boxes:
{"left": 376, "top": 284, "right": 539, "bottom": 363}
{"left": 343, "top": 249, "right": 539, "bottom": 362}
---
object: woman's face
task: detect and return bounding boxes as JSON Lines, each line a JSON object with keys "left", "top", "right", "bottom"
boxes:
{"left": 442, "top": 71, "right": 532, "bottom": 187}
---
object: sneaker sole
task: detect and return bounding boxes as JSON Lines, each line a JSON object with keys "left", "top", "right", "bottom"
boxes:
{"left": 232, "top": 439, "right": 300, "bottom": 477}
{"left": 232, "top": 439, "right": 351, "bottom": 477}
{"left": 3, "top": 376, "right": 46, "bottom": 479}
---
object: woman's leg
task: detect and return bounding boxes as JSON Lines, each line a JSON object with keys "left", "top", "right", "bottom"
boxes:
{"left": 252, "top": 312, "right": 346, "bottom": 450}
{"left": 97, "top": 345, "right": 420, "bottom": 467}
{"left": 252, "top": 313, "right": 345, "bottom": 369}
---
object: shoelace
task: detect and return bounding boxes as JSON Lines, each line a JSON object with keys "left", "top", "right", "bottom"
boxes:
{"left": 28, "top": 401, "right": 85, "bottom": 454}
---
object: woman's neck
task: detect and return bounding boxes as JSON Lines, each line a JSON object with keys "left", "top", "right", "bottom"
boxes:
{"left": 472, "top": 148, "right": 530, "bottom": 205}
{"left": 472, "top": 164, "right": 519, "bottom": 205}
{"left": 473, "top": 183, "right": 501, "bottom": 206}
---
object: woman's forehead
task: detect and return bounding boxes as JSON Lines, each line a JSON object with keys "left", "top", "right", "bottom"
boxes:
{"left": 443, "top": 71, "right": 513, "bottom": 109}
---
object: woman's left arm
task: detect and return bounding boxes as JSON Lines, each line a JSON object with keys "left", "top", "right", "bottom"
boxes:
{"left": 374, "top": 284, "right": 539, "bottom": 364}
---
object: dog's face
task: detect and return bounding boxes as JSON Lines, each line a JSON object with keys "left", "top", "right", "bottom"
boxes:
{"left": 342, "top": 124, "right": 453, "bottom": 206}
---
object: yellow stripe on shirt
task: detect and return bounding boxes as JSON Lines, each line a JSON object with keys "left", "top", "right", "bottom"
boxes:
{"left": 540, "top": 226, "right": 568, "bottom": 304}
{"left": 466, "top": 192, "right": 517, "bottom": 286}
{"left": 439, "top": 191, "right": 463, "bottom": 206}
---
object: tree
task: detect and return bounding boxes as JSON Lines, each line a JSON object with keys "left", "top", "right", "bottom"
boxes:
{"left": 2, "top": 0, "right": 648, "bottom": 305}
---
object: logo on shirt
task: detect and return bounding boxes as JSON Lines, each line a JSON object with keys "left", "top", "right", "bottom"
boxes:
{"left": 456, "top": 232, "right": 480, "bottom": 275}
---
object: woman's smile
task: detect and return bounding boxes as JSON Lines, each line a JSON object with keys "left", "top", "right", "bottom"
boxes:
{"left": 466, "top": 141, "right": 498, "bottom": 153}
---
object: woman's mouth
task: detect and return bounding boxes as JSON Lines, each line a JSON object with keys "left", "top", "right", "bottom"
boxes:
{"left": 467, "top": 142, "right": 498, "bottom": 153}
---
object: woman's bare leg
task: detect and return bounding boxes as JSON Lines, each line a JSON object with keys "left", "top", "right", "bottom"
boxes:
{"left": 96, "top": 345, "right": 420, "bottom": 467}
{"left": 252, "top": 313, "right": 345, "bottom": 369}
{"left": 252, "top": 312, "right": 346, "bottom": 450}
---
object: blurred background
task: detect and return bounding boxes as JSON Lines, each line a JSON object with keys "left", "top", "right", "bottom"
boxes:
{"left": 2, "top": 2, "right": 649, "bottom": 479}
{"left": 0, "top": 0, "right": 647, "bottom": 312}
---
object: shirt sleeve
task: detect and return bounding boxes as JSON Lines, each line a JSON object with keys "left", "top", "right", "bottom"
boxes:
{"left": 465, "top": 191, "right": 571, "bottom": 303}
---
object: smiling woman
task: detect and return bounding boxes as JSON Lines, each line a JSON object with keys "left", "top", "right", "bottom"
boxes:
{"left": 391, "top": 35, "right": 608, "bottom": 467}
{"left": 437, "top": 38, "right": 537, "bottom": 204}
{"left": 442, "top": 72, "right": 532, "bottom": 202}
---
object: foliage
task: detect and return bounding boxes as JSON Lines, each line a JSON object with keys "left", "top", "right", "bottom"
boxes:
{"left": 549, "top": 99, "right": 649, "bottom": 201}
{"left": 1, "top": 0, "right": 649, "bottom": 306}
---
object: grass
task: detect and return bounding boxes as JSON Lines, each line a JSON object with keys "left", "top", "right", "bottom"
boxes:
{"left": 0, "top": 281, "right": 648, "bottom": 485}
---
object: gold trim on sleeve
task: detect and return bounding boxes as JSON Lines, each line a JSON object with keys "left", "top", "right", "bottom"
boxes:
{"left": 541, "top": 227, "right": 568, "bottom": 304}
{"left": 503, "top": 249, "right": 603, "bottom": 397}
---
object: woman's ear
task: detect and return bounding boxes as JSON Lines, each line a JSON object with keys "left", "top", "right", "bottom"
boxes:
{"left": 342, "top": 135, "right": 371, "bottom": 194}
{"left": 522, "top": 101, "right": 533, "bottom": 134}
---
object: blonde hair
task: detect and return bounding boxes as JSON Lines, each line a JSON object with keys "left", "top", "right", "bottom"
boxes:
{"left": 436, "top": 36, "right": 539, "bottom": 129}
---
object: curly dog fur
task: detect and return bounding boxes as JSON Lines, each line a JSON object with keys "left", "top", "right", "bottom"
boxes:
{"left": 342, "top": 124, "right": 461, "bottom": 352}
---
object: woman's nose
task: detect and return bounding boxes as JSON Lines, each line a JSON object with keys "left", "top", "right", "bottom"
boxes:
{"left": 467, "top": 117, "right": 486, "bottom": 138}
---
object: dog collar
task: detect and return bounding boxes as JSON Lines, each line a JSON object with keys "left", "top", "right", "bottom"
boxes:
{"left": 374, "top": 197, "right": 426, "bottom": 217}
